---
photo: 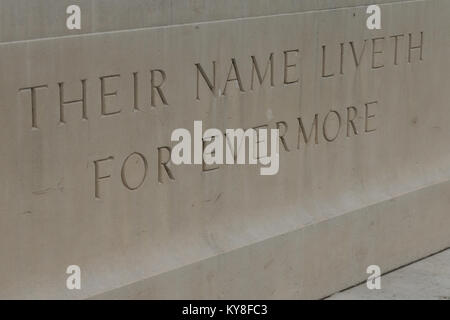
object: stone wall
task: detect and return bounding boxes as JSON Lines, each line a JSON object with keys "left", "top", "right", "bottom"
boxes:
{"left": 0, "top": 0, "right": 449, "bottom": 299}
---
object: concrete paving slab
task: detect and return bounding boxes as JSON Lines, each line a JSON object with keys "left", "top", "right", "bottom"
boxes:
{"left": 328, "top": 248, "right": 450, "bottom": 300}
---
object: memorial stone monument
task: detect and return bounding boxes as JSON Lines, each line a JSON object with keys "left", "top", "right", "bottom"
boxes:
{"left": 0, "top": 0, "right": 449, "bottom": 299}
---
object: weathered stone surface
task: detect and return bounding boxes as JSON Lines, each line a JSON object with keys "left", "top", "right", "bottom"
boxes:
{"left": 328, "top": 248, "right": 450, "bottom": 300}
{"left": 0, "top": 0, "right": 408, "bottom": 42}
{"left": 0, "top": 0, "right": 449, "bottom": 299}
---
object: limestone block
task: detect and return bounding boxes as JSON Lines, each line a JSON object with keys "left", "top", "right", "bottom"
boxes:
{"left": 0, "top": 0, "right": 449, "bottom": 299}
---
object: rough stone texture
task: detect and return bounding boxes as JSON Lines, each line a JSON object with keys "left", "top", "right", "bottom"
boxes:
{"left": 0, "top": 0, "right": 449, "bottom": 299}
{"left": 328, "top": 249, "right": 450, "bottom": 300}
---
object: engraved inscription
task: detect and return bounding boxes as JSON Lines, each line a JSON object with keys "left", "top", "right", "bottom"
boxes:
{"left": 91, "top": 100, "right": 377, "bottom": 198}
{"left": 12, "top": 27, "right": 425, "bottom": 200}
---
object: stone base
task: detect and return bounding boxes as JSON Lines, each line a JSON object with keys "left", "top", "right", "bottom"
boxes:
{"left": 93, "top": 179, "right": 450, "bottom": 299}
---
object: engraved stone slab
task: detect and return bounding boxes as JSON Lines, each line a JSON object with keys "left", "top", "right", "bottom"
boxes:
{"left": 0, "top": 0, "right": 449, "bottom": 298}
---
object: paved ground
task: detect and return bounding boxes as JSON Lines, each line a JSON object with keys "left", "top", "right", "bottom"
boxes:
{"left": 327, "top": 248, "right": 450, "bottom": 300}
